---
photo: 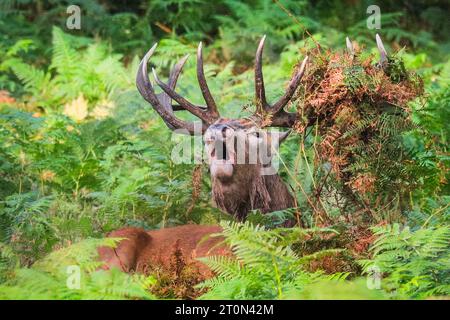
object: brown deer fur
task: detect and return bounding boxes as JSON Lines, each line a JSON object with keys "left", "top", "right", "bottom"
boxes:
{"left": 98, "top": 225, "right": 231, "bottom": 278}
{"left": 212, "top": 165, "right": 295, "bottom": 221}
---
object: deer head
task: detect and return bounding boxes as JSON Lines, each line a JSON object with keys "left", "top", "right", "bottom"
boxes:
{"left": 136, "top": 36, "right": 307, "bottom": 221}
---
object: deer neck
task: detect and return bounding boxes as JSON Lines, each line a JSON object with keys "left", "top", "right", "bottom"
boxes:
{"left": 211, "top": 169, "right": 294, "bottom": 221}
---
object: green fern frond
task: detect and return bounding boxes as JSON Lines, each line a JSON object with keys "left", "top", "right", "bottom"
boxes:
{"left": 0, "top": 238, "right": 155, "bottom": 300}
{"left": 360, "top": 223, "right": 450, "bottom": 299}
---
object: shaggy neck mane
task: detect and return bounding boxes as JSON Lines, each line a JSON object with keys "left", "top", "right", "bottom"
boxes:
{"left": 212, "top": 172, "right": 294, "bottom": 221}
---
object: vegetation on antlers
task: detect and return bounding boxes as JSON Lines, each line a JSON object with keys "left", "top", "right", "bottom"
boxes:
{"left": 291, "top": 44, "right": 424, "bottom": 221}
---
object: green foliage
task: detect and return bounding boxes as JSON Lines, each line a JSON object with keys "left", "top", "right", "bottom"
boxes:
{"left": 285, "top": 278, "right": 387, "bottom": 300}
{"left": 199, "top": 220, "right": 449, "bottom": 300}
{"left": 0, "top": 38, "right": 35, "bottom": 92}
{"left": 0, "top": 238, "right": 155, "bottom": 300}
{"left": 5, "top": 27, "right": 131, "bottom": 110}
{"left": 360, "top": 223, "right": 450, "bottom": 299}
{"left": 198, "top": 221, "right": 349, "bottom": 299}
{"left": 405, "top": 58, "right": 450, "bottom": 199}
{"left": 1, "top": 192, "right": 56, "bottom": 262}
{"left": 405, "top": 196, "right": 449, "bottom": 227}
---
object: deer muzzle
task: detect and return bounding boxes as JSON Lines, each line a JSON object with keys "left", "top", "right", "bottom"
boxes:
{"left": 205, "top": 127, "right": 236, "bottom": 180}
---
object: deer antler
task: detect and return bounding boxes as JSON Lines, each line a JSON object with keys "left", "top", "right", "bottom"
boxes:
{"left": 196, "top": 42, "right": 220, "bottom": 119}
{"left": 376, "top": 33, "right": 388, "bottom": 68}
{"left": 138, "top": 37, "right": 308, "bottom": 132}
{"left": 136, "top": 43, "right": 219, "bottom": 135}
{"left": 254, "top": 36, "right": 308, "bottom": 127}
{"left": 346, "top": 37, "right": 355, "bottom": 59}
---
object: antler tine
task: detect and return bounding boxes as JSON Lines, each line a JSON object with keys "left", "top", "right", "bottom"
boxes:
{"left": 197, "top": 42, "right": 220, "bottom": 118}
{"left": 152, "top": 68, "right": 209, "bottom": 121}
{"left": 346, "top": 37, "right": 355, "bottom": 57}
{"left": 271, "top": 56, "right": 308, "bottom": 114}
{"left": 255, "top": 35, "right": 269, "bottom": 111}
{"left": 376, "top": 33, "right": 388, "bottom": 67}
{"left": 136, "top": 44, "right": 205, "bottom": 135}
{"left": 136, "top": 43, "right": 159, "bottom": 104}
{"left": 253, "top": 36, "right": 308, "bottom": 128}
{"left": 159, "top": 54, "right": 190, "bottom": 111}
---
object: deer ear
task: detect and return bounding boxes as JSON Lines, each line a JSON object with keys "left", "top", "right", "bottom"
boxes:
{"left": 277, "top": 130, "right": 291, "bottom": 145}
{"left": 266, "top": 130, "right": 291, "bottom": 147}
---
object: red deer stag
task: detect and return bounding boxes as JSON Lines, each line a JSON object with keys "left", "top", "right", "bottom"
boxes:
{"left": 101, "top": 35, "right": 392, "bottom": 279}
{"left": 136, "top": 36, "right": 308, "bottom": 221}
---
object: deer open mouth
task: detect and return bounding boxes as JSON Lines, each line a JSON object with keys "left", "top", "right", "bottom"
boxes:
{"left": 211, "top": 140, "right": 230, "bottom": 161}
{"left": 209, "top": 140, "right": 235, "bottom": 179}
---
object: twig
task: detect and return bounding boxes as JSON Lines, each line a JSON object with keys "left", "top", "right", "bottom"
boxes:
{"left": 155, "top": 21, "right": 172, "bottom": 34}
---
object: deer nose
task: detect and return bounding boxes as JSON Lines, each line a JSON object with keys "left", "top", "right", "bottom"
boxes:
{"left": 204, "top": 131, "right": 214, "bottom": 143}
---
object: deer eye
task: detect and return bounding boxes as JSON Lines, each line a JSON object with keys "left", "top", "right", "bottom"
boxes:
{"left": 249, "top": 131, "right": 261, "bottom": 138}
{"left": 223, "top": 127, "right": 234, "bottom": 138}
